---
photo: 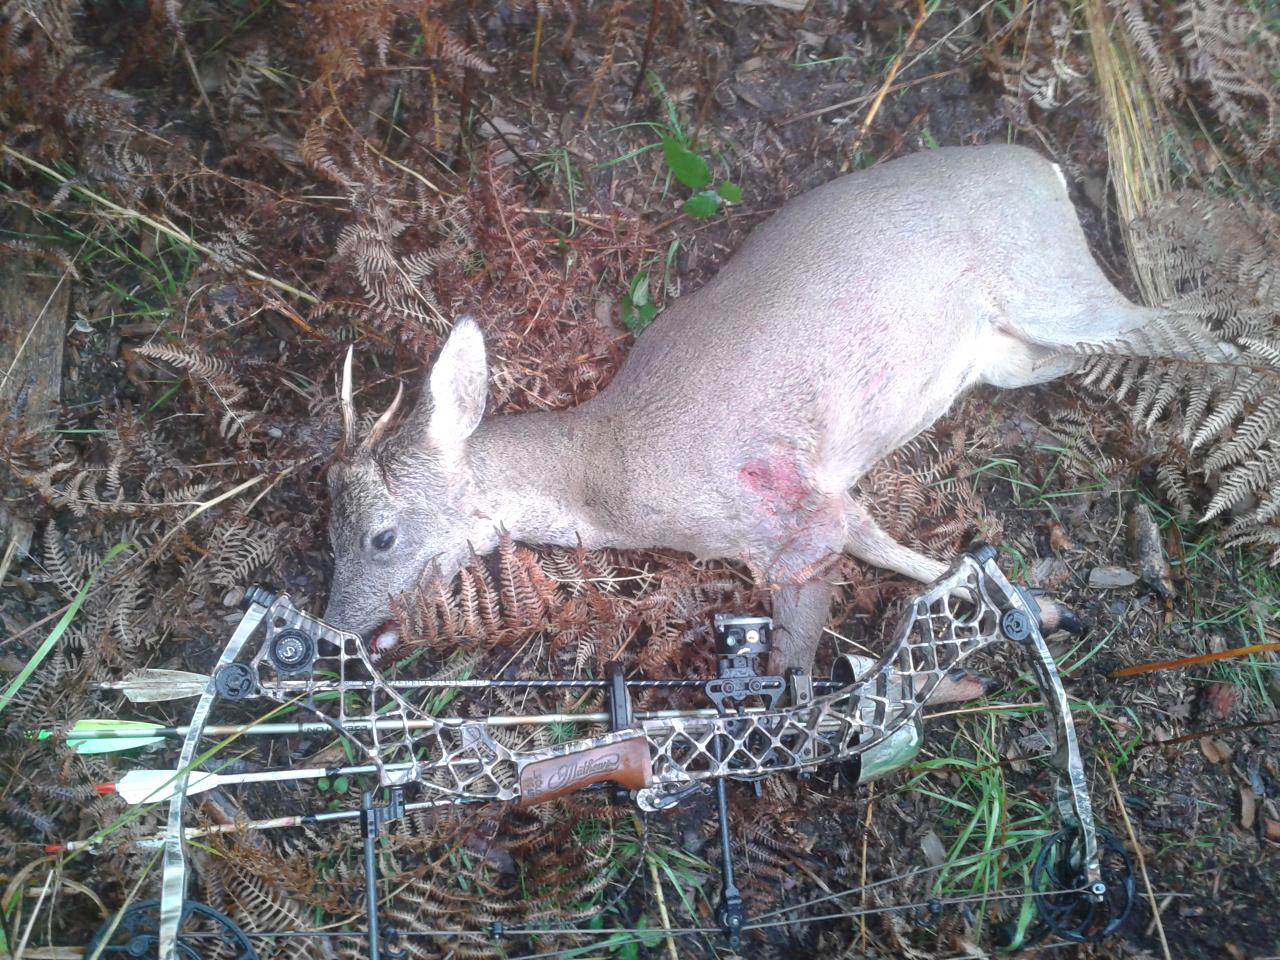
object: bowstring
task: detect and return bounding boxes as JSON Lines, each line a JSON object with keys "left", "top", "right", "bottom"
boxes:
{"left": 745, "top": 886, "right": 1081, "bottom": 930}
{"left": 747, "top": 832, "right": 1050, "bottom": 922}
{"left": 182, "top": 833, "right": 1083, "bottom": 952}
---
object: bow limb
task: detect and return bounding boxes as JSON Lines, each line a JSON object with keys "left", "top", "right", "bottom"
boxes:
{"left": 157, "top": 598, "right": 269, "bottom": 960}
{"left": 1018, "top": 608, "right": 1102, "bottom": 885}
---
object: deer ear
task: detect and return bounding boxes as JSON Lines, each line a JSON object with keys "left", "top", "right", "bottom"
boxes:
{"left": 426, "top": 316, "right": 488, "bottom": 453}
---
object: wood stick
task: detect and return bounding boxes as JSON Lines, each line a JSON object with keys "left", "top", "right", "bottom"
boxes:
{"left": 851, "top": 0, "right": 931, "bottom": 152}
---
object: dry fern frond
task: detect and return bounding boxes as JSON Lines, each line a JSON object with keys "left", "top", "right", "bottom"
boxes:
{"left": 858, "top": 414, "right": 986, "bottom": 562}
{"left": 1109, "top": 0, "right": 1178, "bottom": 101}
{"left": 315, "top": 151, "right": 472, "bottom": 343}
{"left": 1070, "top": 183, "right": 1280, "bottom": 553}
{"left": 198, "top": 841, "right": 316, "bottom": 960}
{"left": 1176, "top": 0, "right": 1279, "bottom": 161}
{"left": 996, "top": 1, "right": 1091, "bottom": 115}
{"left": 1157, "top": 458, "right": 1195, "bottom": 518}
{"left": 134, "top": 343, "right": 256, "bottom": 437}
{"left": 198, "top": 513, "right": 281, "bottom": 587}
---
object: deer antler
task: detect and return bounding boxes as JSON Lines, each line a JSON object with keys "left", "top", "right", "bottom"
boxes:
{"left": 359, "top": 382, "right": 403, "bottom": 456}
{"left": 339, "top": 347, "right": 356, "bottom": 456}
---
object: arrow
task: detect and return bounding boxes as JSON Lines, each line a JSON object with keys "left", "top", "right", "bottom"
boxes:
{"left": 93, "top": 670, "right": 844, "bottom": 703}
{"left": 47, "top": 702, "right": 775, "bottom": 755}
{"left": 46, "top": 793, "right": 468, "bottom": 854}
{"left": 52, "top": 715, "right": 616, "bottom": 755}
{"left": 101, "top": 761, "right": 415, "bottom": 805}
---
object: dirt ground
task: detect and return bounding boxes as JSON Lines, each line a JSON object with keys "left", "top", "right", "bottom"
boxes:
{"left": 2, "top": 1, "right": 1278, "bottom": 958}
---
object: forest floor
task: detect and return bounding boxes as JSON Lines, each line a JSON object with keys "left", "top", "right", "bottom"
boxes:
{"left": 1, "top": 1, "right": 1278, "bottom": 958}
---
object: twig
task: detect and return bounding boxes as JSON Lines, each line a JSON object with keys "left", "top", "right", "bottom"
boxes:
{"left": 780, "top": 68, "right": 963, "bottom": 126}
{"left": 1110, "top": 640, "right": 1280, "bottom": 678}
{"left": 511, "top": 205, "right": 617, "bottom": 221}
{"left": 1137, "top": 715, "right": 1280, "bottom": 749}
{"left": 178, "top": 37, "right": 221, "bottom": 135}
{"left": 632, "top": 0, "right": 662, "bottom": 99}
{"left": 782, "top": 0, "right": 999, "bottom": 126}
{"left": 642, "top": 834, "right": 680, "bottom": 960}
{"left": 852, "top": 0, "right": 931, "bottom": 152}
{"left": 0, "top": 536, "right": 19, "bottom": 589}
{"left": 1104, "top": 761, "right": 1171, "bottom": 960}
{"left": 859, "top": 780, "right": 875, "bottom": 952}
{"left": 530, "top": 8, "right": 545, "bottom": 86}
{"left": 1, "top": 146, "right": 318, "bottom": 304}
{"left": 12, "top": 868, "right": 55, "bottom": 960}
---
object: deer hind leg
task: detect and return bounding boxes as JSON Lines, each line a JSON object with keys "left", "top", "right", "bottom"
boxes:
{"left": 843, "top": 496, "right": 1078, "bottom": 635}
{"left": 842, "top": 497, "right": 947, "bottom": 581}
{"left": 839, "top": 496, "right": 1007, "bottom": 704}
{"left": 766, "top": 500, "right": 1069, "bottom": 696}
{"left": 980, "top": 329, "right": 1083, "bottom": 389}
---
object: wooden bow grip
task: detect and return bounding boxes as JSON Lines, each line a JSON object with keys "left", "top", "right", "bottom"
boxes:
{"left": 518, "top": 735, "right": 652, "bottom": 806}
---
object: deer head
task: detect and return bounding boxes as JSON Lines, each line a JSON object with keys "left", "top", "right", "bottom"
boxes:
{"left": 324, "top": 318, "right": 492, "bottom": 647}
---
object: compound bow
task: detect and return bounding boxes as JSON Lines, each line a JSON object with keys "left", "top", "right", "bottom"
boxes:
{"left": 69, "top": 544, "right": 1134, "bottom": 959}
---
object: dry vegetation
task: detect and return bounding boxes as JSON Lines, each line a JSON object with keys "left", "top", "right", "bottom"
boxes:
{"left": 1, "top": 0, "right": 1278, "bottom": 958}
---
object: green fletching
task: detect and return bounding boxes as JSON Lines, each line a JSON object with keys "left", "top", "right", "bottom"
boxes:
{"left": 66, "top": 719, "right": 165, "bottom": 755}
{"left": 74, "top": 736, "right": 164, "bottom": 755}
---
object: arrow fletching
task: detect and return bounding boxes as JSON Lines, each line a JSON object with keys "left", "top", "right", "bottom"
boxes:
{"left": 66, "top": 719, "right": 166, "bottom": 755}
{"left": 105, "top": 761, "right": 399, "bottom": 805}
{"left": 107, "top": 768, "right": 223, "bottom": 804}
{"left": 99, "top": 668, "right": 211, "bottom": 702}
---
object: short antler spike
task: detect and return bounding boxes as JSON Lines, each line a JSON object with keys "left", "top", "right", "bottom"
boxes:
{"left": 360, "top": 382, "right": 404, "bottom": 455}
{"left": 340, "top": 346, "right": 356, "bottom": 451}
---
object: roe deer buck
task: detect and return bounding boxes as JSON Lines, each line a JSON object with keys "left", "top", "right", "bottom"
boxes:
{"left": 323, "top": 144, "right": 1187, "bottom": 673}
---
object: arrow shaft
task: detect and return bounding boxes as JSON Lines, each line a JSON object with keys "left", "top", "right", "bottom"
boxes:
{"left": 112, "top": 761, "right": 421, "bottom": 804}
{"left": 62, "top": 704, "right": 770, "bottom": 745}
{"left": 48, "top": 795, "right": 467, "bottom": 854}
{"left": 197, "top": 762, "right": 386, "bottom": 791}
{"left": 94, "top": 675, "right": 840, "bottom": 696}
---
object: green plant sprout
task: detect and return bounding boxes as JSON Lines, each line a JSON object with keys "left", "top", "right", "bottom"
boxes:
{"left": 659, "top": 135, "right": 742, "bottom": 219}
{"left": 620, "top": 271, "right": 657, "bottom": 335}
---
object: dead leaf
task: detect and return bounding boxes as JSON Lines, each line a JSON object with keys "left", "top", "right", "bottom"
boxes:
{"left": 1018, "top": 730, "right": 1050, "bottom": 753}
{"left": 1006, "top": 740, "right": 1030, "bottom": 774}
{"left": 1240, "top": 785, "right": 1257, "bottom": 829}
{"left": 1202, "top": 681, "right": 1239, "bottom": 719}
{"left": 1030, "top": 556, "right": 1070, "bottom": 589}
{"left": 920, "top": 829, "right": 947, "bottom": 867}
{"left": 477, "top": 117, "right": 522, "bottom": 139}
{"left": 1129, "top": 502, "right": 1175, "bottom": 597}
{"left": 1089, "top": 566, "right": 1140, "bottom": 589}
{"left": 1265, "top": 818, "right": 1280, "bottom": 843}
{"left": 1048, "top": 522, "right": 1076, "bottom": 553}
{"left": 1199, "top": 737, "right": 1232, "bottom": 764}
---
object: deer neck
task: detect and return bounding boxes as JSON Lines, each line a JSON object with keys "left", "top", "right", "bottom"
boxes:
{"left": 465, "top": 406, "right": 614, "bottom": 549}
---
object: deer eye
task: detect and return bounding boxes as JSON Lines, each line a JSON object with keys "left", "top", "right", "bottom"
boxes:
{"left": 372, "top": 529, "right": 396, "bottom": 551}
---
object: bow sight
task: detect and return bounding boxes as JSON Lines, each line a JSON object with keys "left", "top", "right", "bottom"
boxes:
{"left": 79, "top": 544, "right": 1135, "bottom": 959}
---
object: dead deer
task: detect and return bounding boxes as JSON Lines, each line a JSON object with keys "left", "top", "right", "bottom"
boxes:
{"left": 323, "top": 144, "right": 1196, "bottom": 675}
